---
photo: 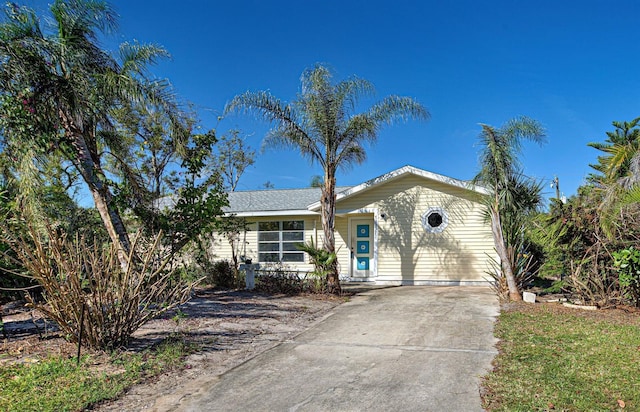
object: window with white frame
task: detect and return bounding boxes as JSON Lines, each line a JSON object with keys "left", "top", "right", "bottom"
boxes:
{"left": 421, "top": 207, "right": 449, "bottom": 234}
{"left": 257, "top": 221, "right": 305, "bottom": 262}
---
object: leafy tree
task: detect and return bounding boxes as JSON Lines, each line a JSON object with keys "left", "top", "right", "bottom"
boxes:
{"left": 0, "top": 0, "right": 188, "bottom": 267}
{"left": 226, "top": 64, "right": 428, "bottom": 293}
{"left": 110, "top": 108, "right": 190, "bottom": 203}
{"left": 213, "top": 129, "right": 255, "bottom": 191}
{"left": 474, "top": 116, "right": 546, "bottom": 301}
{"left": 537, "top": 185, "right": 640, "bottom": 306}
{"left": 132, "top": 130, "right": 228, "bottom": 255}
{"left": 0, "top": 1, "right": 229, "bottom": 349}
{"left": 200, "top": 128, "right": 255, "bottom": 274}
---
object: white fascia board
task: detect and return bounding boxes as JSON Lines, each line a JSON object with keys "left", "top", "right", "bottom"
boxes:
{"left": 335, "top": 207, "right": 376, "bottom": 216}
{"left": 408, "top": 166, "right": 490, "bottom": 194}
{"left": 225, "top": 210, "right": 319, "bottom": 218}
{"left": 307, "top": 165, "right": 488, "bottom": 211}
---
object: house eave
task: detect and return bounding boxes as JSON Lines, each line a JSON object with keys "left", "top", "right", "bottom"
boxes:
{"left": 225, "top": 210, "right": 319, "bottom": 218}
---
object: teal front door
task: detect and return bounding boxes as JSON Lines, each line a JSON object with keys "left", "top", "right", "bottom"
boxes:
{"left": 350, "top": 218, "right": 374, "bottom": 278}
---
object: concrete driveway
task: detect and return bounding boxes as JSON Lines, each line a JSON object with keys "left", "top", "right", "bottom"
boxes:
{"left": 177, "top": 286, "right": 499, "bottom": 412}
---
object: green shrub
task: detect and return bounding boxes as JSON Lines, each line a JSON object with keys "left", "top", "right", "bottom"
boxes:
{"left": 296, "top": 238, "right": 332, "bottom": 293}
{"left": 613, "top": 246, "right": 640, "bottom": 307}
{"left": 255, "top": 272, "right": 303, "bottom": 294}
{"left": 207, "top": 260, "right": 239, "bottom": 288}
{"left": 254, "top": 263, "right": 304, "bottom": 295}
{"left": 174, "top": 263, "right": 204, "bottom": 283}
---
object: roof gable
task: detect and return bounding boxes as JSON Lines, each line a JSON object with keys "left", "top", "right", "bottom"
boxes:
{"left": 307, "top": 165, "right": 487, "bottom": 211}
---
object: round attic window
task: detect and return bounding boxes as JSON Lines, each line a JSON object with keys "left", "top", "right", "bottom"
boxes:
{"left": 421, "top": 207, "right": 449, "bottom": 234}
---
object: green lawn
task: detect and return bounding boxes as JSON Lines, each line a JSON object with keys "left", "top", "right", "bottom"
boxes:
{"left": 483, "top": 303, "right": 640, "bottom": 411}
{"left": 0, "top": 337, "right": 194, "bottom": 412}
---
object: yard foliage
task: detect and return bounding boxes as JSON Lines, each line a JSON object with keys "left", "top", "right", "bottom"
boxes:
{"left": 3, "top": 222, "right": 196, "bottom": 350}
{"left": 0, "top": 0, "right": 228, "bottom": 350}
{"left": 530, "top": 118, "right": 640, "bottom": 308}
{"left": 613, "top": 246, "right": 640, "bottom": 307}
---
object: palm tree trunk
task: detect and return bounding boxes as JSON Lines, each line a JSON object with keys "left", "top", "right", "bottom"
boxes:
{"left": 490, "top": 205, "right": 522, "bottom": 301}
{"left": 59, "top": 111, "right": 131, "bottom": 269}
{"left": 321, "top": 167, "right": 341, "bottom": 294}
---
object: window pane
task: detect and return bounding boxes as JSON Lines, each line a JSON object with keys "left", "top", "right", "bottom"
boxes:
{"left": 259, "top": 221, "right": 279, "bottom": 231}
{"left": 282, "top": 231, "right": 304, "bottom": 241}
{"left": 258, "top": 232, "right": 279, "bottom": 241}
{"left": 283, "top": 221, "right": 304, "bottom": 230}
{"left": 282, "top": 242, "right": 302, "bottom": 251}
{"left": 282, "top": 253, "right": 304, "bottom": 262}
{"left": 428, "top": 212, "right": 443, "bottom": 228}
{"left": 259, "top": 252, "right": 280, "bottom": 262}
{"left": 258, "top": 243, "right": 280, "bottom": 252}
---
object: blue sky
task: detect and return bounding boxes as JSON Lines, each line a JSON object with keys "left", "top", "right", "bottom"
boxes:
{"left": 32, "top": 0, "right": 640, "bottom": 200}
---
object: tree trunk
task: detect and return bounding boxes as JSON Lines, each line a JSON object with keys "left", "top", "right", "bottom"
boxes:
{"left": 229, "top": 234, "right": 239, "bottom": 279}
{"left": 60, "top": 111, "right": 131, "bottom": 269}
{"left": 321, "top": 167, "right": 341, "bottom": 294}
{"left": 490, "top": 205, "right": 522, "bottom": 301}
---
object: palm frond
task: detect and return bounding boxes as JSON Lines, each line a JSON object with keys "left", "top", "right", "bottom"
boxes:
{"left": 588, "top": 141, "right": 610, "bottom": 150}
{"left": 226, "top": 90, "right": 321, "bottom": 162}
{"left": 301, "top": 64, "right": 332, "bottom": 96}
{"left": 226, "top": 90, "right": 292, "bottom": 124}
{"left": 367, "top": 95, "right": 430, "bottom": 125}
{"left": 622, "top": 185, "right": 640, "bottom": 206}
{"left": 118, "top": 42, "right": 170, "bottom": 77}
{"left": 0, "top": 3, "right": 42, "bottom": 41}
{"left": 50, "top": 0, "right": 117, "bottom": 40}
{"left": 502, "top": 116, "right": 546, "bottom": 146}
{"left": 335, "top": 144, "right": 366, "bottom": 170}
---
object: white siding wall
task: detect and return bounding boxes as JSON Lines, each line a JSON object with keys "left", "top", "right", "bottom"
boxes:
{"left": 334, "top": 175, "right": 496, "bottom": 284}
{"left": 334, "top": 216, "right": 353, "bottom": 278}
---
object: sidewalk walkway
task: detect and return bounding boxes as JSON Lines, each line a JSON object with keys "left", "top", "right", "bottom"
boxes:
{"left": 177, "top": 286, "right": 499, "bottom": 412}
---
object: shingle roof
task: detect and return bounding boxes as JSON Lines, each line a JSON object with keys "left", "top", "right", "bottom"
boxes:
{"left": 226, "top": 186, "right": 353, "bottom": 214}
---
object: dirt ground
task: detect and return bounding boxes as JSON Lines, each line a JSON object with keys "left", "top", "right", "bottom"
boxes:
{"left": 0, "top": 288, "right": 343, "bottom": 412}
{"left": 502, "top": 298, "right": 640, "bottom": 325}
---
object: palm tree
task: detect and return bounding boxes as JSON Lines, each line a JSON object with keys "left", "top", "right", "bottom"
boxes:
{"left": 226, "top": 64, "right": 428, "bottom": 293}
{"left": 0, "top": 1, "right": 187, "bottom": 266}
{"left": 474, "top": 116, "right": 546, "bottom": 301}
{"left": 588, "top": 117, "right": 640, "bottom": 186}
{"left": 587, "top": 118, "right": 640, "bottom": 238}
